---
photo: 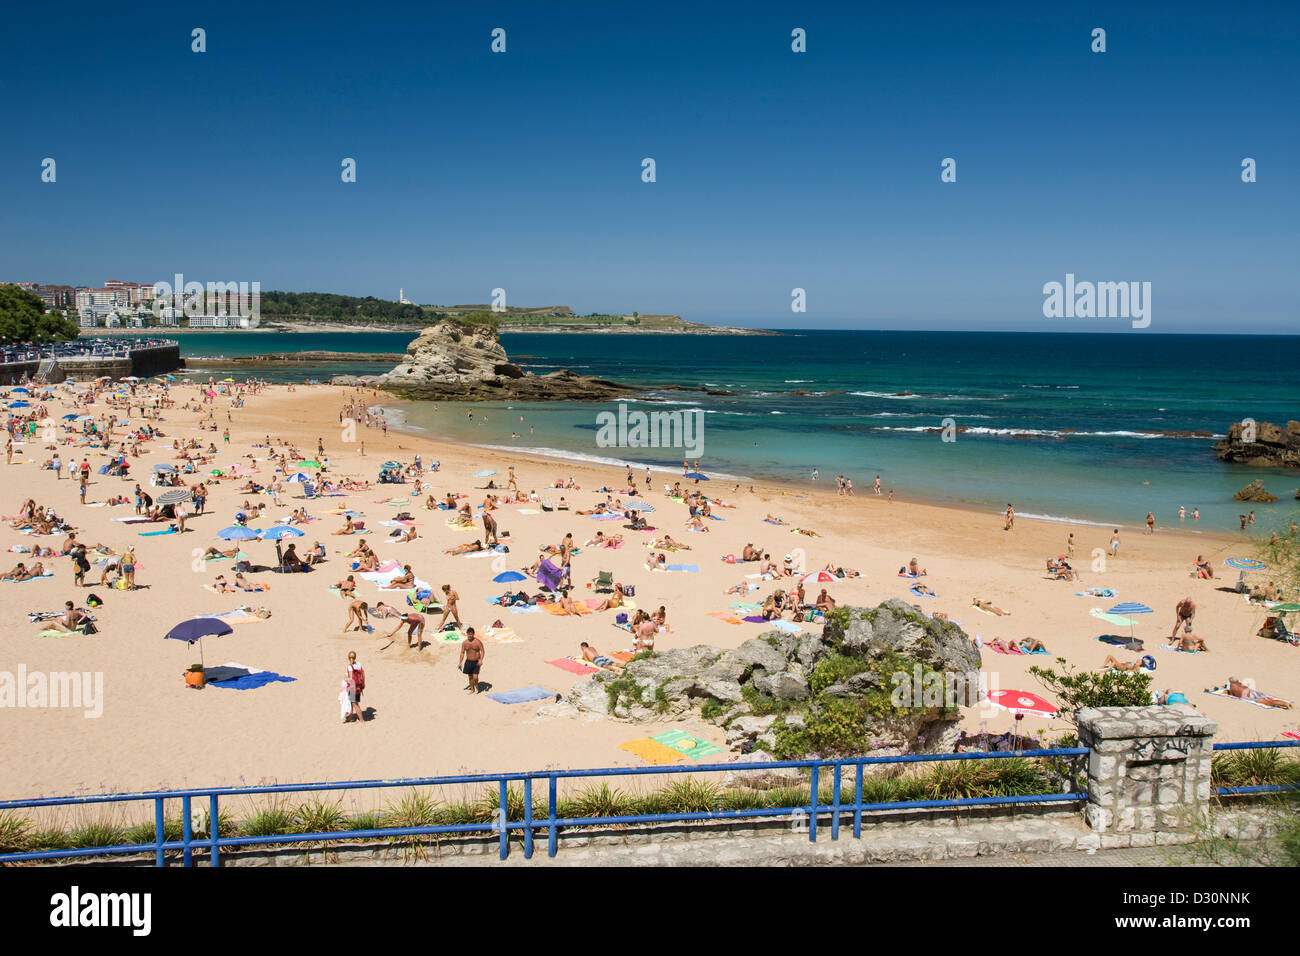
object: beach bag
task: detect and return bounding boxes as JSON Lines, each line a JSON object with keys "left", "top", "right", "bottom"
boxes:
{"left": 351, "top": 665, "right": 365, "bottom": 693}
{"left": 615, "top": 613, "right": 628, "bottom": 625}
{"left": 82, "top": 621, "right": 98, "bottom": 635}
{"left": 623, "top": 585, "right": 635, "bottom": 597}
{"left": 86, "top": 593, "right": 103, "bottom": 607}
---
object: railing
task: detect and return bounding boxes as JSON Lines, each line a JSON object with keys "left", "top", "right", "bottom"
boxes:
{"left": 1210, "top": 739, "right": 1300, "bottom": 797}
{"left": 0, "top": 747, "right": 1087, "bottom": 867}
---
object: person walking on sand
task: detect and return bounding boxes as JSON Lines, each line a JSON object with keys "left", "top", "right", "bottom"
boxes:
{"left": 1110, "top": 529, "right": 1120, "bottom": 556}
{"left": 458, "top": 627, "right": 485, "bottom": 693}
{"left": 875, "top": 474, "right": 882, "bottom": 495}
{"left": 439, "top": 583, "right": 462, "bottom": 630}
{"left": 343, "top": 651, "right": 365, "bottom": 723}
{"left": 121, "top": 546, "right": 137, "bottom": 590}
{"left": 1066, "top": 532, "right": 1075, "bottom": 556}
{"left": 1003, "top": 503, "right": 1015, "bottom": 531}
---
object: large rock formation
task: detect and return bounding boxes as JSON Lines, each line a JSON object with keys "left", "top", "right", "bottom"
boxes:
{"left": 1214, "top": 420, "right": 1300, "bottom": 469}
{"left": 331, "top": 319, "right": 636, "bottom": 401}
{"left": 1233, "top": 480, "right": 1279, "bottom": 503}
{"left": 565, "top": 599, "right": 982, "bottom": 758}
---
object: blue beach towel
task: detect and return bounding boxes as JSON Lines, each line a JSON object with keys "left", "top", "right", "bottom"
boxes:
{"left": 666, "top": 564, "right": 700, "bottom": 573}
{"left": 485, "top": 685, "right": 555, "bottom": 705}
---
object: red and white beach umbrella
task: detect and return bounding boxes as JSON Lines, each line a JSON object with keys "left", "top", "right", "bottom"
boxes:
{"left": 799, "top": 570, "right": 837, "bottom": 584}
{"left": 986, "top": 689, "right": 1058, "bottom": 719}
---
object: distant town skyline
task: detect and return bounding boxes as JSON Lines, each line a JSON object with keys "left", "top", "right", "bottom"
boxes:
{"left": 2, "top": 2, "right": 1296, "bottom": 333}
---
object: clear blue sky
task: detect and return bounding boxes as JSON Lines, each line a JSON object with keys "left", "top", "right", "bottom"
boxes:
{"left": 2, "top": 1, "right": 1296, "bottom": 331}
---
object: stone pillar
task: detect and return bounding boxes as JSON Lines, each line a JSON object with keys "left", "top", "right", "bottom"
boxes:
{"left": 1076, "top": 704, "right": 1217, "bottom": 844}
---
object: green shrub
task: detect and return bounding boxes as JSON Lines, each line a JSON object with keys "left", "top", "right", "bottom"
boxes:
{"left": 809, "top": 654, "right": 869, "bottom": 695}
{"left": 0, "top": 812, "right": 31, "bottom": 853}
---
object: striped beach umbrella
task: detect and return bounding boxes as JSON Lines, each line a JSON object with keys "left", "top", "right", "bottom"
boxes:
{"left": 286, "top": 472, "right": 310, "bottom": 483}
{"left": 627, "top": 502, "right": 656, "bottom": 513}
{"left": 800, "top": 570, "right": 837, "bottom": 584}
{"left": 156, "top": 488, "right": 192, "bottom": 506}
{"left": 1108, "top": 601, "right": 1152, "bottom": 641}
{"left": 1225, "top": 557, "right": 1266, "bottom": 571}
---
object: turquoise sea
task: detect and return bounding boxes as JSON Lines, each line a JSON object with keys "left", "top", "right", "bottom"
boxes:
{"left": 180, "top": 330, "right": 1300, "bottom": 534}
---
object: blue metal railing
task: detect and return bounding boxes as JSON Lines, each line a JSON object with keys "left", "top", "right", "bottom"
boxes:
{"left": 1210, "top": 739, "right": 1300, "bottom": 797}
{"left": 0, "top": 747, "right": 1088, "bottom": 866}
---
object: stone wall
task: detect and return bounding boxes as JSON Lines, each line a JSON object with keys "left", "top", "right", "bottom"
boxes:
{"left": 1076, "top": 704, "right": 1217, "bottom": 842}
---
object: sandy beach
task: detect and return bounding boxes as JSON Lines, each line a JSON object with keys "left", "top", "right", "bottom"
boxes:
{"left": 2, "top": 381, "right": 1296, "bottom": 803}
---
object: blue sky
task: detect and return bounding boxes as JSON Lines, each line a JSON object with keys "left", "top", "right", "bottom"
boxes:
{"left": 2, "top": 1, "right": 1296, "bottom": 332}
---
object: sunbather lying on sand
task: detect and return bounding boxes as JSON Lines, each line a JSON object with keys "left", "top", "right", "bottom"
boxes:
{"left": 211, "top": 575, "right": 238, "bottom": 593}
{"left": 764, "top": 514, "right": 786, "bottom": 525}
{"left": 653, "top": 534, "right": 689, "bottom": 551}
{"left": 822, "top": 563, "right": 862, "bottom": 578}
{"left": 336, "top": 575, "right": 357, "bottom": 596}
{"left": 1101, "top": 654, "right": 1154, "bottom": 673}
{"left": 444, "top": 540, "right": 484, "bottom": 555}
{"left": 3, "top": 562, "right": 45, "bottom": 581}
{"left": 973, "top": 598, "right": 1010, "bottom": 615}
{"left": 1218, "top": 677, "right": 1291, "bottom": 708}
{"left": 1177, "top": 633, "right": 1209, "bottom": 652}
{"left": 912, "top": 583, "right": 935, "bottom": 597}
{"left": 580, "top": 642, "right": 622, "bottom": 669}
{"left": 592, "top": 585, "right": 626, "bottom": 611}
{"left": 204, "top": 546, "right": 243, "bottom": 560}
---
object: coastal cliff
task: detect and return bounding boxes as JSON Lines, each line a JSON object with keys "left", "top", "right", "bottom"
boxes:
{"left": 332, "top": 319, "right": 636, "bottom": 401}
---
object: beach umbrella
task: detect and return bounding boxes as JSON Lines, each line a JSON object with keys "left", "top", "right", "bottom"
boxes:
{"left": 7, "top": 401, "right": 30, "bottom": 408}
{"left": 1225, "top": 558, "right": 1266, "bottom": 571}
{"left": 286, "top": 472, "right": 310, "bottom": 483}
{"left": 153, "top": 463, "right": 176, "bottom": 473}
{"left": 261, "top": 526, "right": 304, "bottom": 540}
{"left": 493, "top": 570, "right": 527, "bottom": 583}
{"left": 1273, "top": 602, "right": 1300, "bottom": 615}
{"left": 165, "top": 617, "right": 233, "bottom": 670}
{"left": 683, "top": 472, "right": 709, "bottom": 481}
{"left": 61, "top": 414, "right": 77, "bottom": 420}
{"left": 473, "top": 469, "right": 497, "bottom": 478}
{"left": 218, "top": 526, "right": 261, "bottom": 540}
{"left": 627, "top": 502, "right": 656, "bottom": 513}
{"left": 1107, "top": 601, "right": 1152, "bottom": 641}
{"left": 156, "top": 488, "right": 192, "bottom": 506}
{"left": 800, "top": 570, "right": 837, "bottom": 584}
{"left": 986, "top": 689, "right": 1059, "bottom": 751}
{"left": 11, "top": 387, "right": 29, "bottom": 394}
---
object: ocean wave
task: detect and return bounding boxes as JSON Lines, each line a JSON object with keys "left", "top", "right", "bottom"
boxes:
{"left": 849, "top": 391, "right": 1005, "bottom": 401}
{"left": 470, "top": 444, "right": 748, "bottom": 481}
{"left": 1011, "top": 511, "right": 1123, "bottom": 528}
{"left": 869, "top": 425, "right": 1224, "bottom": 440}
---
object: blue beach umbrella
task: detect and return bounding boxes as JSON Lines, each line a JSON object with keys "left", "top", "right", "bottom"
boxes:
{"left": 493, "top": 570, "right": 527, "bottom": 583}
{"left": 11, "top": 387, "right": 29, "bottom": 394}
{"left": 153, "top": 463, "right": 176, "bottom": 473}
{"left": 1225, "top": 558, "right": 1266, "bottom": 571}
{"left": 165, "top": 617, "right": 233, "bottom": 670}
{"left": 7, "top": 401, "right": 30, "bottom": 409}
{"left": 286, "top": 472, "right": 310, "bottom": 483}
{"left": 684, "top": 472, "right": 709, "bottom": 481}
{"left": 218, "top": 526, "right": 262, "bottom": 540}
{"left": 61, "top": 414, "right": 77, "bottom": 420}
{"left": 261, "top": 526, "right": 304, "bottom": 540}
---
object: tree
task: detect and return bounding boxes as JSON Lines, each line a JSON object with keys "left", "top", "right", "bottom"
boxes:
{"left": 1256, "top": 512, "right": 1300, "bottom": 598}
{"left": 0, "top": 286, "right": 79, "bottom": 344}
{"left": 1028, "top": 657, "right": 1153, "bottom": 724}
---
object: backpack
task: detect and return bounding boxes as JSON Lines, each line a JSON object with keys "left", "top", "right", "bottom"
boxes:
{"left": 350, "top": 665, "right": 365, "bottom": 692}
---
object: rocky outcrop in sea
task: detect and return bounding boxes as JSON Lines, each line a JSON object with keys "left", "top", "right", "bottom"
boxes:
{"left": 1214, "top": 420, "right": 1300, "bottom": 469}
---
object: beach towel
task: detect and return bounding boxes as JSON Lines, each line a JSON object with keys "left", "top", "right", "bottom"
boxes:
{"left": 1282, "top": 731, "right": 1300, "bottom": 741}
{"left": 741, "top": 614, "right": 769, "bottom": 624}
{"left": 4, "top": 572, "right": 55, "bottom": 582}
{"left": 1097, "top": 635, "right": 1135, "bottom": 647}
{"left": 610, "top": 651, "right": 635, "bottom": 663}
{"left": 1077, "top": 588, "right": 1117, "bottom": 598}
{"left": 909, "top": 585, "right": 936, "bottom": 598}
{"left": 138, "top": 528, "right": 178, "bottom": 536}
{"left": 485, "top": 685, "right": 555, "bottom": 705}
{"left": 898, "top": 572, "right": 920, "bottom": 578}
{"left": 436, "top": 630, "right": 466, "bottom": 644}
{"left": 536, "top": 558, "right": 565, "bottom": 592}
{"left": 205, "top": 662, "right": 296, "bottom": 690}
{"left": 650, "top": 730, "right": 725, "bottom": 761}
{"left": 707, "top": 612, "right": 742, "bottom": 624}
{"left": 547, "top": 657, "right": 600, "bottom": 675}
{"left": 542, "top": 602, "right": 592, "bottom": 616}
{"left": 509, "top": 604, "right": 543, "bottom": 615}
{"left": 485, "top": 626, "right": 522, "bottom": 644}
{"left": 666, "top": 564, "right": 699, "bottom": 573}
{"left": 617, "top": 737, "right": 686, "bottom": 765}
{"left": 769, "top": 620, "right": 804, "bottom": 633}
